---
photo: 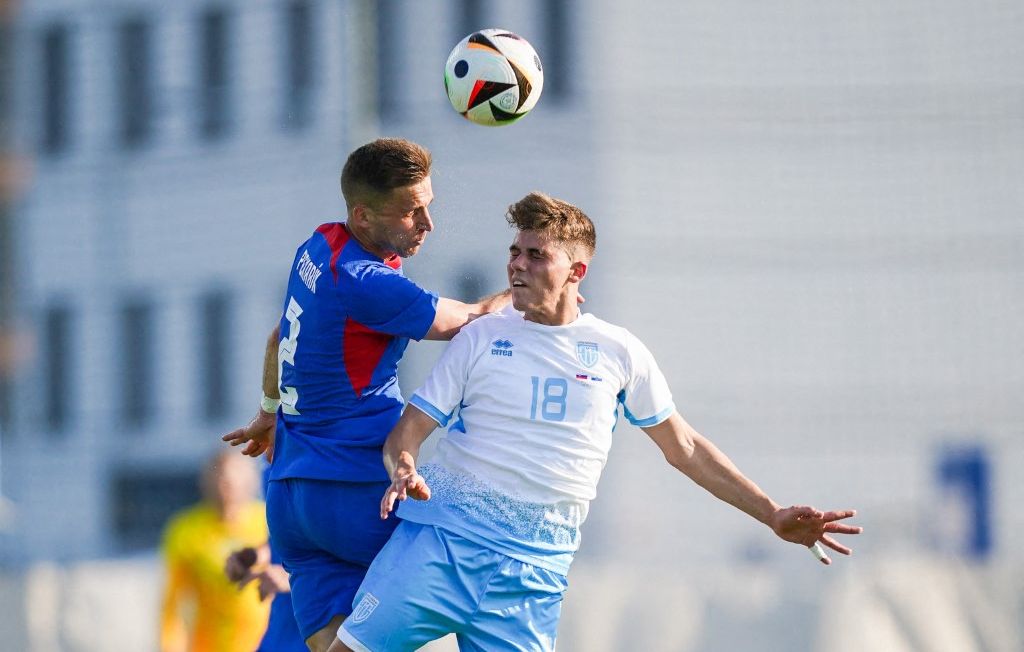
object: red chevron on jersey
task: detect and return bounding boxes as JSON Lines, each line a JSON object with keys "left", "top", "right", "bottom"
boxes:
{"left": 343, "top": 317, "right": 394, "bottom": 398}
{"left": 316, "top": 222, "right": 351, "bottom": 282}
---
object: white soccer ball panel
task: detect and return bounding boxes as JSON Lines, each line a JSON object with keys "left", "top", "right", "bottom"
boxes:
{"left": 444, "top": 28, "right": 544, "bottom": 126}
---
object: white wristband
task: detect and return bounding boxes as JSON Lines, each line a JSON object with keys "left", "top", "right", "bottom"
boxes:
{"left": 260, "top": 395, "right": 281, "bottom": 414}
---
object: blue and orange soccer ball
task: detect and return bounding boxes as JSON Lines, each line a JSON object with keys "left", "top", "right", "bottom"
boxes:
{"left": 444, "top": 29, "right": 544, "bottom": 126}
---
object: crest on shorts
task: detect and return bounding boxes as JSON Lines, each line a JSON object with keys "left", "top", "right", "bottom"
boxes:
{"left": 350, "top": 593, "right": 380, "bottom": 624}
{"left": 576, "top": 341, "right": 599, "bottom": 368}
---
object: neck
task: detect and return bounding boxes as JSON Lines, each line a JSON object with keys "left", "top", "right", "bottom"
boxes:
{"left": 345, "top": 220, "right": 393, "bottom": 260}
{"left": 523, "top": 292, "right": 580, "bottom": 326}
{"left": 214, "top": 500, "right": 242, "bottom": 523}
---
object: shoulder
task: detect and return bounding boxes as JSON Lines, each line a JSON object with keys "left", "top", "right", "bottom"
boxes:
{"left": 238, "top": 502, "right": 269, "bottom": 539}
{"left": 335, "top": 258, "right": 412, "bottom": 297}
{"left": 464, "top": 306, "right": 522, "bottom": 337}
{"left": 578, "top": 314, "right": 662, "bottom": 375}
{"left": 443, "top": 308, "right": 519, "bottom": 352}
{"left": 578, "top": 313, "right": 635, "bottom": 352}
{"left": 161, "top": 504, "right": 206, "bottom": 550}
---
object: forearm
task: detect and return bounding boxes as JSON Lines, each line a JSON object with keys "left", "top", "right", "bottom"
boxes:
{"left": 425, "top": 290, "right": 512, "bottom": 340}
{"left": 675, "top": 434, "right": 780, "bottom": 526}
{"left": 262, "top": 325, "right": 280, "bottom": 399}
{"left": 159, "top": 576, "right": 189, "bottom": 652}
{"left": 382, "top": 428, "right": 424, "bottom": 480}
{"left": 382, "top": 406, "right": 438, "bottom": 479}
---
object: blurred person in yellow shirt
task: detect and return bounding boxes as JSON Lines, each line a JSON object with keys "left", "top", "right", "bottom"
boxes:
{"left": 160, "top": 450, "right": 269, "bottom": 652}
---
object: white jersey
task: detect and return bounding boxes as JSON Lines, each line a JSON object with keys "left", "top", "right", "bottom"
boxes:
{"left": 398, "top": 308, "right": 675, "bottom": 574}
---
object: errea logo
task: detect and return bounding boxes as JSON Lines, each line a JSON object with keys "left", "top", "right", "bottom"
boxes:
{"left": 491, "top": 339, "right": 513, "bottom": 357}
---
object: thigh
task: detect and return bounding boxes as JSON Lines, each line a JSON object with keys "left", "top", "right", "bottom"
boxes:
{"left": 460, "top": 558, "right": 568, "bottom": 652}
{"left": 266, "top": 479, "right": 398, "bottom": 641}
{"left": 297, "top": 478, "right": 399, "bottom": 565}
{"left": 339, "top": 522, "right": 491, "bottom": 652}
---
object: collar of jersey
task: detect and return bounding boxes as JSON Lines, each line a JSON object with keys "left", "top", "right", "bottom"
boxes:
{"left": 342, "top": 222, "right": 400, "bottom": 265}
{"left": 520, "top": 310, "right": 589, "bottom": 331}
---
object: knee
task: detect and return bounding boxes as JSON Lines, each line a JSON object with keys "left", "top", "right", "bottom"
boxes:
{"left": 307, "top": 614, "right": 348, "bottom": 652}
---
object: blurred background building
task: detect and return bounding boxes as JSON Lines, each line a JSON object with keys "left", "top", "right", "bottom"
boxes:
{"left": 0, "top": 0, "right": 1021, "bottom": 650}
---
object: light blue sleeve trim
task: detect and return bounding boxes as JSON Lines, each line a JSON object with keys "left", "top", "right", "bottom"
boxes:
{"left": 625, "top": 405, "right": 675, "bottom": 428}
{"left": 409, "top": 394, "right": 452, "bottom": 427}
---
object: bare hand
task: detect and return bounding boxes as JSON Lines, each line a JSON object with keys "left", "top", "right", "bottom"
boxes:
{"left": 380, "top": 470, "right": 431, "bottom": 520}
{"left": 237, "top": 564, "right": 291, "bottom": 601}
{"left": 768, "top": 506, "right": 862, "bottom": 565}
{"left": 222, "top": 410, "right": 276, "bottom": 461}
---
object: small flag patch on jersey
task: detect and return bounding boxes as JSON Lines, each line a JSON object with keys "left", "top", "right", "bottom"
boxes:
{"left": 575, "top": 373, "right": 602, "bottom": 382}
{"left": 576, "top": 374, "right": 588, "bottom": 380}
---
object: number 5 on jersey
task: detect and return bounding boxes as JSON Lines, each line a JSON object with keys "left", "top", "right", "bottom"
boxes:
{"left": 278, "top": 297, "right": 302, "bottom": 415}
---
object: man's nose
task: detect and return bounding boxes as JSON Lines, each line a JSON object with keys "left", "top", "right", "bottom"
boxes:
{"left": 418, "top": 209, "right": 433, "bottom": 232}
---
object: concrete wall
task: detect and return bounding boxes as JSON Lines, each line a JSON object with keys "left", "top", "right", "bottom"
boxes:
{"left": 0, "top": 555, "right": 1020, "bottom": 651}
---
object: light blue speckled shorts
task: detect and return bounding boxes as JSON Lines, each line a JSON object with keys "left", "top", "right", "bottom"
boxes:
{"left": 339, "top": 520, "right": 568, "bottom": 652}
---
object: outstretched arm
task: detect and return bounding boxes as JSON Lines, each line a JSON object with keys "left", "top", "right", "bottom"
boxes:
{"left": 379, "top": 405, "right": 440, "bottom": 518}
{"left": 160, "top": 553, "right": 192, "bottom": 652}
{"left": 424, "top": 290, "right": 511, "bottom": 341}
{"left": 222, "top": 325, "right": 280, "bottom": 459}
{"left": 642, "top": 412, "right": 861, "bottom": 564}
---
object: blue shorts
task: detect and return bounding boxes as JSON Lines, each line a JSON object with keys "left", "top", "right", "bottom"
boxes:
{"left": 265, "top": 478, "right": 398, "bottom": 641}
{"left": 339, "top": 521, "right": 568, "bottom": 652}
{"left": 255, "top": 541, "right": 306, "bottom": 652}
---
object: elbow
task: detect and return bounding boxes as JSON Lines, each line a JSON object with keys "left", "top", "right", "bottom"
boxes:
{"left": 663, "top": 448, "right": 690, "bottom": 472}
{"left": 663, "top": 436, "right": 697, "bottom": 472}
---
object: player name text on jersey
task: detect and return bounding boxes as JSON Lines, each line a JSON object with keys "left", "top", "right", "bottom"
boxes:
{"left": 296, "top": 250, "right": 323, "bottom": 293}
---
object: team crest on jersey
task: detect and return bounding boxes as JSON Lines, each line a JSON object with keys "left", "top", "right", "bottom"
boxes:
{"left": 576, "top": 341, "right": 599, "bottom": 368}
{"left": 350, "top": 593, "right": 380, "bottom": 624}
{"left": 491, "top": 339, "right": 514, "bottom": 357}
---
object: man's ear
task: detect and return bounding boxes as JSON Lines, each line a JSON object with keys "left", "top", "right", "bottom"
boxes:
{"left": 350, "top": 204, "right": 371, "bottom": 228}
{"left": 569, "top": 260, "right": 588, "bottom": 283}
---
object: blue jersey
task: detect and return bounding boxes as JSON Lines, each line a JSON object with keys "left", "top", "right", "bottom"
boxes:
{"left": 270, "top": 222, "right": 438, "bottom": 482}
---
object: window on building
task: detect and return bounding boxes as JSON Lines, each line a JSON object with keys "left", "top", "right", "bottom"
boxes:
{"left": 121, "top": 299, "right": 155, "bottom": 427}
{"left": 118, "top": 17, "right": 154, "bottom": 148}
{"left": 282, "top": 0, "right": 315, "bottom": 130}
{"left": 41, "top": 23, "right": 71, "bottom": 154}
{"left": 541, "top": 0, "right": 572, "bottom": 103}
{"left": 43, "top": 302, "right": 73, "bottom": 432}
{"left": 199, "top": 290, "right": 231, "bottom": 421}
{"left": 112, "top": 467, "right": 200, "bottom": 550}
{"left": 199, "top": 7, "right": 231, "bottom": 139}
{"left": 456, "top": 0, "right": 486, "bottom": 45}
{"left": 375, "top": 3, "right": 403, "bottom": 122}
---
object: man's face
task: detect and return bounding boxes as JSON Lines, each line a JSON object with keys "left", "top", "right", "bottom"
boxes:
{"left": 205, "top": 455, "right": 257, "bottom": 510}
{"left": 507, "top": 230, "right": 576, "bottom": 314}
{"left": 365, "top": 176, "right": 434, "bottom": 258}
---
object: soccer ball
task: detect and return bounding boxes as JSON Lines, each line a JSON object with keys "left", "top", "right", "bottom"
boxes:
{"left": 444, "top": 29, "right": 544, "bottom": 126}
